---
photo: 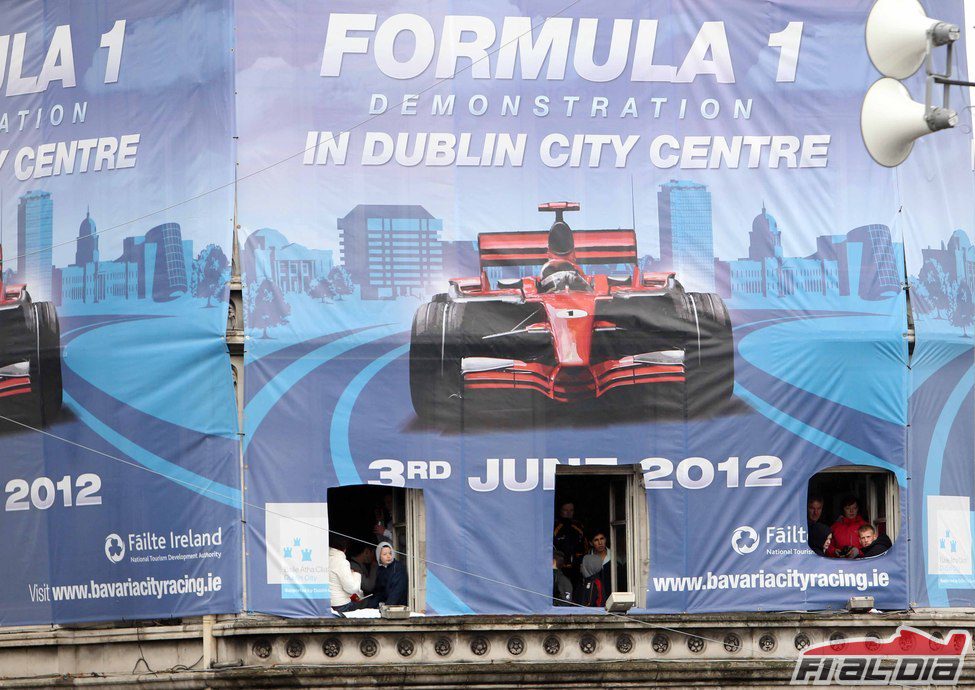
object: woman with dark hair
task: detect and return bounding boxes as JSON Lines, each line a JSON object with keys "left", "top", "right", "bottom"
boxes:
{"left": 827, "top": 495, "right": 867, "bottom": 558}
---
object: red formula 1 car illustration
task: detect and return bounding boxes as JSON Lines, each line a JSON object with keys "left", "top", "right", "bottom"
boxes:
{"left": 409, "top": 202, "right": 733, "bottom": 423}
{"left": 0, "top": 246, "right": 62, "bottom": 427}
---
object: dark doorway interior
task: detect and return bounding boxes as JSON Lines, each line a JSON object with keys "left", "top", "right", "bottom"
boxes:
{"left": 553, "top": 473, "right": 629, "bottom": 594}
{"left": 327, "top": 485, "right": 406, "bottom": 555}
{"left": 555, "top": 474, "right": 613, "bottom": 542}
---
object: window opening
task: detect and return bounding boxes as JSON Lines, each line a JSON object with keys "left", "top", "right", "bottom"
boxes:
{"left": 807, "top": 466, "right": 899, "bottom": 559}
{"left": 552, "top": 466, "right": 647, "bottom": 607}
{"left": 326, "top": 485, "right": 426, "bottom": 611}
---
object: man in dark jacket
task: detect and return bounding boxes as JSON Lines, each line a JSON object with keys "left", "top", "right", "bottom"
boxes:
{"left": 348, "top": 543, "right": 378, "bottom": 595}
{"left": 374, "top": 541, "right": 408, "bottom": 606}
{"left": 552, "top": 550, "right": 573, "bottom": 606}
{"left": 553, "top": 502, "right": 587, "bottom": 578}
{"left": 573, "top": 554, "right": 607, "bottom": 607}
{"left": 807, "top": 496, "right": 831, "bottom": 556}
{"left": 857, "top": 524, "right": 893, "bottom": 558}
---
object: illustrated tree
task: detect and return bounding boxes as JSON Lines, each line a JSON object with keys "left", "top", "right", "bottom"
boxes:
{"left": 193, "top": 244, "right": 230, "bottom": 308}
{"left": 308, "top": 276, "right": 335, "bottom": 303}
{"left": 909, "top": 275, "right": 933, "bottom": 316}
{"left": 328, "top": 266, "right": 353, "bottom": 300}
{"left": 919, "top": 260, "right": 952, "bottom": 319}
{"left": 249, "top": 278, "right": 291, "bottom": 339}
{"left": 952, "top": 281, "right": 973, "bottom": 336}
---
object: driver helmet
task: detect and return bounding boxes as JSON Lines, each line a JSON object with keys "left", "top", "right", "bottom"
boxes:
{"left": 540, "top": 259, "right": 578, "bottom": 280}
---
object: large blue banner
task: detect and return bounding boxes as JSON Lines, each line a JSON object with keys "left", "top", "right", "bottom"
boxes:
{"left": 225, "top": 0, "right": 970, "bottom": 616}
{"left": 0, "top": 1, "right": 240, "bottom": 624}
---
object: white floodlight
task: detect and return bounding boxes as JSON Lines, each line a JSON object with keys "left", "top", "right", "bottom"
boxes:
{"left": 861, "top": 77, "right": 957, "bottom": 167}
{"left": 605, "top": 591, "right": 636, "bottom": 613}
{"left": 379, "top": 603, "right": 411, "bottom": 619}
{"left": 866, "top": 0, "right": 959, "bottom": 79}
{"left": 846, "top": 595, "right": 876, "bottom": 613}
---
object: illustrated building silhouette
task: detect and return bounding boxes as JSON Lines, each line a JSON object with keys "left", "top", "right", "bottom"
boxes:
{"left": 748, "top": 203, "right": 782, "bottom": 261}
{"left": 74, "top": 208, "right": 99, "bottom": 266}
{"left": 145, "top": 222, "right": 190, "bottom": 300}
{"left": 242, "top": 227, "right": 333, "bottom": 294}
{"left": 17, "top": 190, "right": 53, "bottom": 301}
{"left": 55, "top": 208, "right": 139, "bottom": 305}
{"left": 721, "top": 205, "right": 839, "bottom": 299}
{"left": 338, "top": 204, "right": 443, "bottom": 300}
{"left": 657, "top": 180, "right": 715, "bottom": 292}
{"left": 116, "top": 223, "right": 193, "bottom": 301}
{"left": 920, "top": 229, "right": 975, "bottom": 290}
{"left": 812, "top": 224, "right": 901, "bottom": 300}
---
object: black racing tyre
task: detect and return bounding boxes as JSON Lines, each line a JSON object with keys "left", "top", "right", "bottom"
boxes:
{"left": 592, "top": 295, "right": 686, "bottom": 415}
{"left": 684, "top": 292, "right": 734, "bottom": 416}
{"left": 409, "top": 300, "right": 464, "bottom": 424}
{"left": 32, "top": 301, "right": 63, "bottom": 425}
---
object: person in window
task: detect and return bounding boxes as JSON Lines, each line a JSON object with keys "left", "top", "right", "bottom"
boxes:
{"left": 328, "top": 536, "right": 362, "bottom": 613}
{"left": 373, "top": 541, "right": 408, "bottom": 606}
{"left": 573, "top": 554, "right": 607, "bottom": 607}
{"left": 552, "top": 550, "right": 573, "bottom": 606}
{"left": 553, "top": 501, "right": 587, "bottom": 582}
{"left": 372, "top": 493, "right": 394, "bottom": 543}
{"left": 588, "top": 530, "right": 613, "bottom": 598}
{"left": 807, "top": 495, "right": 831, "bottom": 556}
{"left": 348, "top": 542, "right": 378, "bottom": 596}
{"left": 857, "top": 524, "right": 892, "bottom": 558}
{"left": 827, "top": 495, "right": 867, "bottom": 558}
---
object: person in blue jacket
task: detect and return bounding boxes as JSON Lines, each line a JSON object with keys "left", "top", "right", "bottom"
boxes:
{"left": 374, "top": 541, "right": 409, "bottom": 606}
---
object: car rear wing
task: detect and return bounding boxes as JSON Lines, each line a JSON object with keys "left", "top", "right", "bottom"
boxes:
{"left": 478, "top": 229, "right": 638, "bottom": 267}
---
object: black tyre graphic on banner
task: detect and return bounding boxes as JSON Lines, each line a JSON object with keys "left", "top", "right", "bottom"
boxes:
{"left": 31, "top": 301, "right": 63, "bottom": 426}
{"left": 0, "top": 297, "right": 63, "bottom": 430}
{"left": 684, "top": 292, "right": 735, "bottom": 416}
{"left": 409, "top": 298, "right": 464, "bottom": 424}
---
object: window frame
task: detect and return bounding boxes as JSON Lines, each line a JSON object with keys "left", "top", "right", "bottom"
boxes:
{"left": 554, "top": 464, "right": 649, "bottom": 606}
{"left": 809, "top": 464, "right": 900, "bottom": 542}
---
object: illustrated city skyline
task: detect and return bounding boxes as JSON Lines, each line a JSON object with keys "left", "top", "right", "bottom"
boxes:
{"left": 11, "top": 182, "right": 972, "bottom": 324}
{"left": 3, "top": 189, "right": 209, "bottom": 306}
{"left": 241, "top": 179, "right": 967, "bottom": 306}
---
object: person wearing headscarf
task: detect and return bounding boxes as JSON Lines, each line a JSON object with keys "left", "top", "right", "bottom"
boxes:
{"left": 373, "top": 541, "right": 409, "bottom": 606}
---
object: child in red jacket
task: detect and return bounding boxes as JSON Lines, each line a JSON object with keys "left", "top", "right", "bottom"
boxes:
{"left": 826, "top": 495, "right": 867, "bottom": 558}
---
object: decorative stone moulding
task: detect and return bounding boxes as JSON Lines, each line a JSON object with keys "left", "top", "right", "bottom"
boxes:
{"left": 470, "top": 636, "right": 489, "bottom": 656}
{"left": 359, "top": 637, "right": 379, "bottom": 658}
{"left": 285, "top": 637, "right": 304, "bottom": 659}
{"left": 507, "top": 636, "right": 525, "bottom": 656}
{"left": 723, "top": 633, "right": 741, "bottom": 653}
